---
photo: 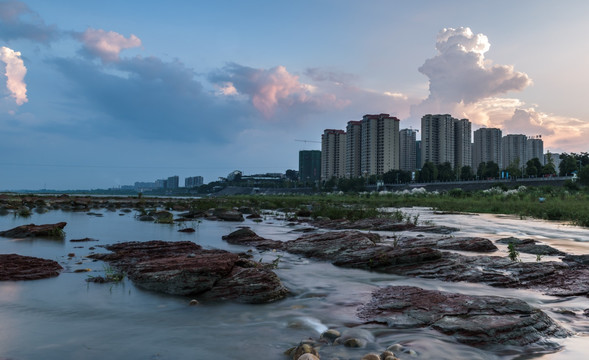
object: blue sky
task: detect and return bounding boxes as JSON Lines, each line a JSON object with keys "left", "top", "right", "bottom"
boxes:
{"left": 1, "top": 0, "right": 588, "bottom": 190}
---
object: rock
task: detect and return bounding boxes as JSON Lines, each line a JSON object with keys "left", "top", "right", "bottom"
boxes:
{"left": 70, "top": 237, "right": 99, "bottom": 242}
{"left": 222, "top": 228, "right": 285, "bottom": 250}
{"left": 358, "top": 286, "right": 570, "bottom": 347}
{"left": 0, "top": 222, "right": 66, "bottom": 238}
{"left": 178, "top": 228, "right": 195, "bottom": 233}
{"left": 138, "top": 215, "right": 155, "bottom": 222}
{"left": 320, "top": 329, "right": 340, "bottom": 343}
{"left": 497, "top": 237, "right": 565, "bottom": 256}
{"left": 153, "top": 211, "right": 174, "bottom": 223}
{"left": 290, "top": 343, "right": 319, "bottom": 360}
{"left": 310, "top": 217, "right": 459, "bottom": 234}
{"left": 211, "top": 208, "right": 244, "bottom": 222}
{"left": 361, "top": 354, "right": 380, "bottom": 360}
{"left": 435, "top": 236, "right": 498, "bottom": 252}
{"left": 297, "top": 354, "right": 319, "bottom": 360}
{"left": 0, "top": 254, "right": 63, "bottom": 280}
{"left": 88, "top": 240, "right": 288, "bottom": 303}
{"left": 562, "top": 254, "right": 589, "bottom": 265}
{"left": 189, "top": 299, "right": 199, "bottom": 306}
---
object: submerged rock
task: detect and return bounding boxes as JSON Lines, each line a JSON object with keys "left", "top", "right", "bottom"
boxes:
{"left": 0, "top": 254, "right": 63, "bottom": 280}
{"left": 0, "top": 222, "right": 66, "bottom": 238}
{"left": 89, "top": 240, "right": 288, "bottom": 303}
{"left": 358, "top": 286, "right": 570, "bottom": 347}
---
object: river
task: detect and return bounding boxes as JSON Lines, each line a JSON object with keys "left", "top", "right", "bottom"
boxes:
{"left": 0, "top": 207, "right": 588, "bottom": 359}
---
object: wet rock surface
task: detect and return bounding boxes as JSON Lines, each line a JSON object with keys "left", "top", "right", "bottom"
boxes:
{"left": 223, "top": 228, "right": 589, "bottom": 297}
{"left": 0, "top": 254, "right": 63, "bottom": 280}
{"left": 497, "top": 237, "right": 566, "bottom": 256}
{"left": 357, "top": 286, "right": 571, "bottom": 347}
{"left": 0, "top": 222, "right": 66, "bottom": 238}
{"left": 310, "top": 218, "right": 459, "bottom": 234}
{"left": 88, "top": 240, "right": 288, "bottom": 303}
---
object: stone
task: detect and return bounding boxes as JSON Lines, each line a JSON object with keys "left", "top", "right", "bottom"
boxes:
{"left": 222, "top": 228, "right": 285, "bottom": 250}
{"left": 497, "top": 237, "right": 565, "bottom": 256}
{"left": 88, "top": 240, "right": 288, "bottom": 303}
{"left": 0, "top": 222, "right": 66, "bottom": 238}
{"left": 210, "top": 208, "right": 244, "bottom": 222}
{"left": 358, "top": 286, "right": 570, "bottom": 347}
{"left": 361, "top": 354, "right": 380, "bottom": 360}
{"left": 0, "top": 254, "right": 63, "bottom": 280}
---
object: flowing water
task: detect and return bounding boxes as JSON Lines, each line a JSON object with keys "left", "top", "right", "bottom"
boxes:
{"left": 1, "top": 207, "right": 588, "bottom": 359}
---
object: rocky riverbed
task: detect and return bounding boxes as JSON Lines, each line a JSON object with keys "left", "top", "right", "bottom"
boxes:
{"left": 1, "top": 198, "right": 589, "bottom": 359}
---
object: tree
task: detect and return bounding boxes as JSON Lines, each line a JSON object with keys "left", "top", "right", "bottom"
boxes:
{"left": 382, "top": 169, "right": 412, "bottom": 184}
{"left": 505, "top": 159, "right": 521, "bottom": 179}
{"left": 476, "top": 162, "right": 486, "bottom": 179}
{"left": 337, "top": 177, "right": 365, "bottom": 192}
{"left": 460, "top": 166, "right": 473, "bottom": 180}
{"left": 559, "top": 153, "right": 578, "bottom": 176}
{"left": 579, "top": 165, "right": 589, "bottom": 186}
{"left": 483, "top": 161, "right": 500, "bottom": 179}
{"left": 525, "top": 158, "right": 543, "bottom": 177}
{"left": 437, "top": 162, "right": 454, "bottom": 181}
{"left": 419, "top": 162, "right": 437, "bottom": 182}
{"left": 285, "top": 169, "right": 298, "bottom": 181}
{"left": 541, "top": 152, "right": 556, "bottom": 176}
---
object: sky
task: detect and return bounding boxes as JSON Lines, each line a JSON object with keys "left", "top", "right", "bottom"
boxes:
{"left": 1, "top": 0, "right": 589, "bottom": 190}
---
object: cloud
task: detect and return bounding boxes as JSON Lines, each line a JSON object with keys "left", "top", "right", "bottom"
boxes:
{"left": 417, "top": 27, "right": 531, "bottom": 105}
{"left": 209, "top": 63, "right": 347, "bottom": 118}
{"left": 0, "top": 46, "right": 27, "bottom": 105}
{"left": 76, "top": 28, "right": 142, "bottom": 63}
{"left": 0, "top": 0, "right": 59, "bottom": 43}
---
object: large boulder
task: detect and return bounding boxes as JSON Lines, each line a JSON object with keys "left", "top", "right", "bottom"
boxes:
{"left": 0, "top": 254, "right": 63, "bottom": 280}
{"left": 89, "top": 240, "right": 288, "bottom": 303}
{"left": 497, "top": 237, "right": 566, "bottom": 256}
{"left": 0, "top": 222, "right": 66, "bottom": 238}
{"left": 222, "top": 228, "right": 285, "bottom": 250}
{"left": 358, "top": 286, "right": 570, "bottom": 347}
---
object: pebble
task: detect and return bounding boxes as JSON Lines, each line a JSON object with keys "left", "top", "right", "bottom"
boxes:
{"left": 361, "top": 353, "right": 380, "bottom": 360}
{"left": 189, "top": 299, "right": 199, "bottom": 306}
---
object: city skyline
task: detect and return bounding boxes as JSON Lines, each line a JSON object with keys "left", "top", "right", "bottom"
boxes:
{"left": 1, "top": 1, "right": 589, "bottom": 190}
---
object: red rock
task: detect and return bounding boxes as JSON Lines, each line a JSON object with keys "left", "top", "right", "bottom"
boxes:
{"left": 0, "top": 254, "right": 63, "bottom": 280}
{"left": 0, "top": 222, "right": 66, "bottom": 238}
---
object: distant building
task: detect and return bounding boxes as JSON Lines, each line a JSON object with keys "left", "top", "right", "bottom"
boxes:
{"left": 399, "top": 129, "right": 417, "bottom": 172}
{"left": 134, "top": 181, "right": 158, "bottom": 191}
{"left": 321, "top": 129, "right": 346, "bottom": 180}
{"left": 454, "top": 118, "right": 472, "bottom": 170}
{"left": 421, "top": 114, "right": 456, "bottom": 167}
{"left": 473, "top": 128, "right": 502, "bottom": 172}
{"left": 546, "top": 152, "right": 560, "bottom": 173}
{"left": 299, "top": 150, "right": 321, "bottom": 184}
{"left": 155, "top": 179, "right": 167, "bottom": 189}
{"left": 502, "top": 134, "right": 527, "bottom": 170}
{"left": 415, "top": 140, "right": 422, "bottom": 170}
{"left": 345, "top": 121, "right": 363, "bottom": 178}
{"left": 361, "top": 113, "right": 400, "bottom": 176}
{"left": 227, "top": 170, "right": 242, "bottom": 182}
{"left": 167, "top": 175, "right": 179, "bottom": 189}
{"left": 185, "top": 176, "right": 204, "bottom": 188}
{"left": 526, "top": 136, "right": 544, "bottom": 165}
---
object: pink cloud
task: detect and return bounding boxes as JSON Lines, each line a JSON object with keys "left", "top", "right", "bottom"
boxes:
{"left": 0, "top": 46, "right": 27, "bottom": 106}
{"left": 77, "top": 28, "right": 142, "bottom": 63}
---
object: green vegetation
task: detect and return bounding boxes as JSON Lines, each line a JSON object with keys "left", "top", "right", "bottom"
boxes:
{"left": 508, "top": 242, "right": 520, "bottom": 262}
{"left": 167, "top": 184, "right": 589, "bottom": 227}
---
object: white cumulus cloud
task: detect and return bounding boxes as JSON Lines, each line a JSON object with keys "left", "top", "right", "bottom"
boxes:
{"left": 77, "top": 28, "right": 142, "bottom": 63}
{"left": 0, "top": 46, "right": 27, "bottom": 105}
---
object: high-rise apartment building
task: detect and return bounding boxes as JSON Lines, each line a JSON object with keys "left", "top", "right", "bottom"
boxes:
{"left": 421, "top": 114, "right": 456, "bottom": 167}
{"left": 321, "top": 129, "right": 346, "bottom": 180}
{"left": 399, "top": 129, "right": 417, "bottom": 171}
{"left": 472, "top": 128, "right": 502, "bottom": 171}
{"left": 167, "top": 175, "right": 179, "bottom": 189}
{"left": 526, "top": 136, "right": 544, "bottom": 165}
{"left": 185, "top": 176, "right": 204, "bottom": 188}
{"left": 360, "top": 114, "right": 400, "bottom": 176}
{"left": 454, "top": 118, "right": 472, "bottom": 170}
{"left": 345, "top": 121, "right": 362, "bottom": 178}
{"left": 502, "top": 134, "right": 527, "bottom": 170}
{"left": 299, "top": 150, "right": 321, "bottom": 183}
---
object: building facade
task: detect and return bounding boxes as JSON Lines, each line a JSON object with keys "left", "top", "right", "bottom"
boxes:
{"left": 299, "top": 150, "right": 321, "bottom": 184}
{"left": 321, "top": 129, "right": 346, "bottom": 180}
{"left": 472, "top": 127, "right": 502, "bottom": 171}
{"left": 345, "top": 120, "right": 363, "bottom": 178}
{"left": 502, "top": 134, "right": 527, "bottom": 170}
{"left": 421, "top": 114, "right": 456, "bottom": 167}
{"left": 360, "top": 114, "right": 400, "bottom": 176}
{"left": 526, "top": 136, "right": 544, "bottom": 165}
{"left": 399, "top": 128, "right": 417, "bottom": 172}
{"left": 185, "top": 176, "right": 204, "bottom": 188}
{"left": 454, "top": 118, "right": 472, "bottom": 170}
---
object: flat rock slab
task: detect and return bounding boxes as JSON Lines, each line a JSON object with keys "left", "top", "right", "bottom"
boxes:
{"left": 0, "top": 254, "right": 63, "bottom": 280}
{"left": 497, "top": 237, "right": 565, "bottom": 256}
{"left": 0, "top": 222, "right": 66, "bottom": 238}
{"left": 358, "top": 286, "right": 570, "bottom": 347}
{"left": 89, "top": 240, "right": 288, "bottom": 303}
{"left": 310, "top": 218, "right": 459, "bottom": 234}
